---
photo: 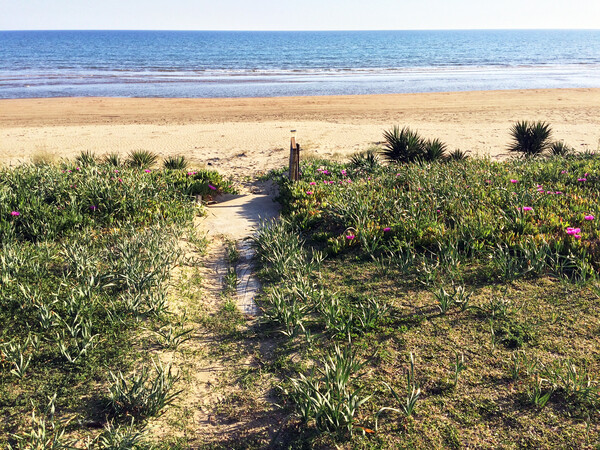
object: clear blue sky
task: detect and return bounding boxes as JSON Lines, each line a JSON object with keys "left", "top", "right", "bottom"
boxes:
{"left": 1, "top": 0, "right": 598, "bottom": 31}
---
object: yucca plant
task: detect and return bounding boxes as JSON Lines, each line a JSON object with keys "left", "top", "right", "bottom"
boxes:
{"left": 550, "top": 140, "right": 573, "bottom": 157}
{"left": 508, "top": 121, "right": 553, "bottom": 158}
{"left": 423, "top": 138, "right": 447, "bottom": 162}
{"left": 163, "top": 155, "right": 188, "bottom": 170}
{"left": 75, "top": 150, "right": 97, "bottom": 167}
{"left": 349, "top": 149, "right": 380, "bottom": 171}
{"left": 447, "top": 149, "right": 469, "bottom": 161}
{"left": 104, "top": 152, "right": 122, "bottom": 167}
{"left": 381, "top": 126, "right": 424, "bottom": 164}
{"left": 127, "top": 150, "right": 158, "bottom": 169}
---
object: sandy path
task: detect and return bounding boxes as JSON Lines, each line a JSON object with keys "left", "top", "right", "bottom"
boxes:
{"left": 1, "top": 89, "right": 599, "bottom": 175}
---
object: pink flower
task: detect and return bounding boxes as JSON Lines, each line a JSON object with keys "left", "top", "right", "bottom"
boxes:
{"left": 510, "top": 179, "right": 518, "bottom": 183}
{"left": 566, "top": 227, "right": 581, "bottom": 235}
{"left": 118, "top": 178, "right": 123, "bottom": 183}
{"left": 383, "top": 227, "right": 391, "bottom": 232}
{"left": 561, "top": 170, "right": 567, "bottom": 174}
{"left": 555, "top": 191, "right": 563, "bottom": 195}
{"left": 521, "top": 207, "right": 533, "bottom": 211}
{"left": 578, "top": 178, "right": 587, "bottom": 182}
{"left": 10, "top": 211, "right": 20, "bottom": 216}
{"left": 208, "top": 184, "right": 217, "bottom": 190}
{"left": 485, "top": 180, "right": 492, "bottom": 184}
{"left": 306, "top": 191, "right": 313, "bottom": 195}
{"left": 309, "top": 182, "right": 316, "bottom": 185}
{"left": 584, "top": 215, "right": 594, "bottom": 220}
{"left": 574, "top": 234, "right": 582, "bottom": 240}
{"left": 75, "top": 167, "right": 81, "bottom": 171}
{"left": 341, "top": 170, "right": 347, "bottom": 176}
{"left": 144, "top": 169, "right": 151, "bottom": 173}
{"left": 346, "top": 235, "right": 355, "bottom": 240}
{"left": 114, "top": 170, "right": 119, "bottom": 173}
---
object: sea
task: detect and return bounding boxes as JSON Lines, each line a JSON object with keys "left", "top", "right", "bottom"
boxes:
{"left": 1, "top": 30, "right": 599, "bottom": 99}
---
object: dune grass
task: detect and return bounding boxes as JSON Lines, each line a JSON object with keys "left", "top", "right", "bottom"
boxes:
{"left": 0, "top": 160, "right": 235, "bottom": 448}
{"left": 249, "top": 154, "right": 600, "bottom": 448}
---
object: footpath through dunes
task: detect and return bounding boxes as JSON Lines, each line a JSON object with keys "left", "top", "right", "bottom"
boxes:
{"left": 151, "top": 180, "right": 282, "bottom": 446}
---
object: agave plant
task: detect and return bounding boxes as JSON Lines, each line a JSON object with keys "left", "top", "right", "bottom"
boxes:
{"left": 447, "top": 149, "right": 469, "bottom": 161}
{"left": 381, "top": 126, "right": 424, "bottom": 164}
{"left": 75, "top": 150, "right": 97, "bottom": 167}
{"left": 127, "top": 150, "right": 158, "bottom": 169}
{"left": 163, "top": 155, "right": 188, "bottom": 170}
{"left": 104, "top": 152, "right": 122, "bottom": 167}
{"left": 423, "top": 138, "right": 447, "bottom": 162}
{"left": 349, "top": 149, "right": 380, "bottom": 171}
{"left": 508, "top": 121, "right": 552, "bottom": 158}
{"left": 550, "top": 141, "right": 573, "bottom": 157}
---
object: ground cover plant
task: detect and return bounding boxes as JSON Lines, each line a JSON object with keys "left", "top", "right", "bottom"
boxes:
{"left": 0, "top": 155, "right": 235, "bottom": 447}
{"left": 253, "top": 152, "right": 600, "bottom": 448}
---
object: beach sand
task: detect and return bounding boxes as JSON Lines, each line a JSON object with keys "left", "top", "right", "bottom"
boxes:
{"left": 1, "top": 88, "right": 599, "bottom": 176}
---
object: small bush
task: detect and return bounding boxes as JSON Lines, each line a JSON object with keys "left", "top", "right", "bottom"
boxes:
{"left": 550, "top": 141, "right": 573, "bottom": 157}
{"left": 163, "top": 155, "right": 188, "bottom": 170}
{"left": 381, "top": 126, "right": 424, "bottom": 164}
{"left": 104, "top": 152, "right": 122, "bottom": 167}
{"left": 127, "top": 150, "right": 158, "bottom": 169}
{"left": 508, "top": 121, "right": 553, "bottom": 158}
{"left": 75, "top": 151, "right": 97, "bottom": 167}
{"left": 349, "top": 149, "right": 381, "bottom": 171}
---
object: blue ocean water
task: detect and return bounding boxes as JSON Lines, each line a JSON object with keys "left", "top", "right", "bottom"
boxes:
{"left": 1, "top": 30, "right": 599, "bottom": 98}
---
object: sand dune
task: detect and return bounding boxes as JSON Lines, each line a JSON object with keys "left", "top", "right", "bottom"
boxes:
{"left": 1, "top": 88, "right": 599, "bottom": 175}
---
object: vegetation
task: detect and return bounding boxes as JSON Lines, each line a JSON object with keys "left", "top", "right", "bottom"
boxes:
{"left": 508, "top": 120, "right": 553, "bottom": 157}
{"left": 249, "top": 152, "right": 600, "bottom": 447}
{"left": 0, "top": 159, "right": 235, "bottom": 447}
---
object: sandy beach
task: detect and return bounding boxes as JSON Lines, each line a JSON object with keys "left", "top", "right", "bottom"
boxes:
{"left": 1, "top": 88, "right": 599, "bottom": 176}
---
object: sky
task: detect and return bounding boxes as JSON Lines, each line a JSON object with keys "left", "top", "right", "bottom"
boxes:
{"left": 1, "top": 0, "right": 599, "bottom": 31}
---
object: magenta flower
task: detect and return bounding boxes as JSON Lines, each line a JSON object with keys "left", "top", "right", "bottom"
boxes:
{"left": 510, "top": 179, "right": 518, "bottom": 183}
{"left": 560, "top": 170, "right": 567, "bottom": 174}
{"left": 306, "top": 191, "right": 313, "bottom": 195}
{"left": 309, "top": 182, "right": 316, "bottom": 185}
{"left": 144, "top": 169, "right": 151, "bottom": 173}
{"left": 383, "top": 227, "right": 391, "bottom": 232}
{"left": 208, "top": 184, "right": 217, "bottom": 190}
{"left": 341, "top": 170, "right": 347, "bottom": 176}
{"left": 346, "top": 235, "right": 355, "bottom": 240}
{"left": 114, "top": 170, "right": 119, "bottom": 173}
{"left": 10, "top": 211, "right": 20, "bottom": 216}
{"left": 555, "top": 191, "right": 563, "bottom": 195}
{"left": 521, "top": 207, "right": 533, "bottom": 211}
{"left": 578, "top": 178, "right": 587, "bottom": 182}
{"left": 75, "top": 167, "right": 81, "bottom": 171}
{"left": 566, "top": 227, "right": 581, "bottom": 235}
{"left": 89, "top": 205, "right": 98, "bottom": 211}
{"left": 574, "top": 234, "right": 582, "bottom": 240}
{"left": 584, "top": 215, "right": 594, "bottom": 220}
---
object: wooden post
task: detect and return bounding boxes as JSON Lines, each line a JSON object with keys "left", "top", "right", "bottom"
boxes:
{"left": 289, "top": 131, "right": 300, "bottom": 181}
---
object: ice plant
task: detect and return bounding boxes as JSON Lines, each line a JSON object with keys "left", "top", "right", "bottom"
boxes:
{"left": 346, "top": 235, "right": 355, "bottom": 240}
{"left": 208, "top": 184, "right": 217, "bottom": 190}
{"left": 510, "top": 179, "right": 518, "bottom": 183}
{"left": 306, "top": 191, "right": 313, "bottom": 195}
{"left": 144, "top": 169, "right": 152, "bottom": 173}
{"left": 309, "top": 182, "right": 316, "bottom": 185}
{"left": 383, "top": 227, "right": 391, "bottom": 232}
{"left": 578, "top": 178, "right": 587, "bottom": 182}
{"left": 10, "top": 211, "right": 20, "bottom": 216}
{"left": 566, "top": 227, "right": 581, "bottom": 236}
{"left": 521, "top": 207, "right": 533, "bottom": 211}
{"left": 584, "top": 215, "right": 594, "bottom": 220}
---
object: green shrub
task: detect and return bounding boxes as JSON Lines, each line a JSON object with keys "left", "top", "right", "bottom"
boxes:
{"left": 127, "top": 150, "right": 158, "bottom": 169}
{"left": 163, "top": 155, "right": 188, "bottom": 170}
{"left": 508, "top": 121, "right": 553, "bottom": 158}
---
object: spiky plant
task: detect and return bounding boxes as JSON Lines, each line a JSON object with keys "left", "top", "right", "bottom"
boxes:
{"left": 75, "top": 151, "right": 97, "bottom": 167}
{"left": 508, "top": 121, "right": 553, "bottom": 158}
{"left": 423, "top": 138, "right": 447, "bottom": 162}
{"left": 447, "top": 149, "right": 470, "bottom": 161}
{"left": 163, "top": 155, "right": 188, "bottom": 170}
{"left": 104, "top": 152, "right": 122, "bottom": 167}
{"left": 127, "top": 150, "right": 158, "bottom": 169}
{"left": 550, "top": 141, "right": 573, "bottom": 157}
{"left": 381, "top": 126, "right": 424, "bottom": 164}
{"left": 349, "top": 149, "right": 380, "bottom": 171}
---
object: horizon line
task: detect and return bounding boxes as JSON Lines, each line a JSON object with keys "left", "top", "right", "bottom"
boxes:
{"left": 2, "top": 27, "right": 600, "bottom": 32}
